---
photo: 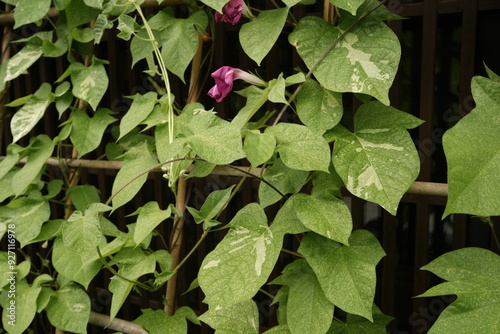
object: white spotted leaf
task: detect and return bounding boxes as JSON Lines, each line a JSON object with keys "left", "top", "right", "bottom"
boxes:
{"left": 46, "top": 281, "right": 90, "bottom": 333}
{"left": 199, "top": 300, "right": 260, "bottom": 334}
{"left": 10, "top": 83, "right": 52, "bottom": 143}
{"left": 1, "top": 279, "right": 42, "bottom": 334}
{"left": 199, "top": 203, "right": 283, "bottom": 307}
{"left": 289, "top": 16, "right": 399, "bottom": 105}
{"left": 70, "top": 60, "right": 108, "bottom": 110}
{"left": 4, "top": 43, "right": 43, "bottom": 82}
{"left": 12, "top": 135, "right": 54, "bottom": 196}
{"left": 331, "top": 104, "right": 420, "bottom": 215}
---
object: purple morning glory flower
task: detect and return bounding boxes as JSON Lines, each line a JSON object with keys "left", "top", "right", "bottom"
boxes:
{"left": 208, "top": 66, "right": 266, "bottom": 102}
{"left": 215, "top": 0, "right": 245, "bottom": 25}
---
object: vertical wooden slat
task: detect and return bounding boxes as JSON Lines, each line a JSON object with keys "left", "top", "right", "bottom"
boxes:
{"left": 382, "top": 212, "right": 397, "bottom": 318}
{"left": 413, "top": 1, "right": 438, "bottom": 332}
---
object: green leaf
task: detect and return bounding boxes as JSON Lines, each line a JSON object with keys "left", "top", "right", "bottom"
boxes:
{"left": 311, "top": 164, "right": 343, "bottom": 198}
{"left": 199, "top": 300, "right": 260, "bottom": 334}
{"left": 232, "top": 86, "right": 270, "bottom": 129}
{"left": 271, "top": 197, "right": 309, "bottom": 236}
{"left": 199, "top": 203, "right": 283, "bottom": 307}
{"left": 1, "top": 279, "right": 41, "bottom": 334}
{"left": 84, "top": 0, "right": 104, "bottom": 9}
{"left": 240, "top": 8, "right": 288, "bottom": 66}
{"left": 54, "top": 81, "right": 71, "bottom": 97}
{"left": 0, "top": 168, "right": 18, "bottom": 202}
{"left": 355, "top": 101, "right": 424, "bottom": 130}
{"left": 26, "top": 219, "right": 64, "bottom": 245}
{"left": 0, "top": 143, "right": 23, "bottom": 179}
{"left": 133, "top": 308, "right": 195, "bottom": 334}
{"left": 159, "top": 10, "right": 208, "bottom": 82}
{"left": 133, "top": 201, "right": 171, "bottom": 246}
{"left": 70, "top": 108, "right": 116, "bottom": 158}
{"left": 296, "top": 79, "right": 343, "bottom": 133}
{"left": 185, "top": 160, "right": 215, "bottom": 179}
{"left": 0, "top": 197, "right": 50, "bottom": 247}
{"left": 4, "top": 43, "right": 42, "bottom": 83}
{"left": 267, "top": 123, "right": 331, "bottom": 172}
{"left": 330, "top": 0, "right": 365, "bottom": 15}
{"left": 62, "top": 210, "right": 103, "bottom": 256}
{"left": 243, "top": 130, "right": 276, "bottom": 169}
{"left": 186, "top": 185, "right": 234, "bottom": 229}
{"left": 10, "top": 83, "right": 52, "bottom": 143}
{"left": 119, "top": 92, "right": 157, "bottom": 140}
{"left": 327, "top": 304, "right": 393, "bottom": 333}
{"left": 46, "top": 282, "right": 90, "bottom": 334}
{"left": 264, "top": 325, "right": 292, "bottom": 334}
{"left": 331, "top": 122, "right": 419, "bottom": 215}
{"left": 109, "top": 247, "right": 157, "bottom": 320}
{"left": 187, "top": 111, "right": 245, "bottom": 165}
{"left": 64, "top": 0, "right": 101, "bottom": 31}
{"left": 289, "top": 16, "right": 400, "bottom": 105}
{"left": 299, "top": 230, "right": 385, "bottom": 321}
{"left": 36, "top": 287, "right": 55, "bottom": 313}
{"left": 287, "top": 193, "right": 352, "bottom": 244}
{"left": 419, "top": 248, "right": 500, "bottom": 334}
{"left": 93, "top": 13, "right": 113, "bottom": 44}
{"left": 259, "top": 158, "right": 309, "bottom": 208}
{"left": 51, "top": 236, "right": 104, "bottom": 288}
{"left": 13, "top": 137, "right": 55, "bottom": 194}
{"left": 443, "top": 75, "right": 500, "bottom": 217}
{"left": 70, "top": 27, "right": 95, "bottom": 43}
{"left": 66, "top": 184, "right": 101, "bottom": 212}
{"left": 56, "top": 91, "right": 73, "bottom": 117}
{"left": 199, "top": 0, "right": 227, "bottom": 12}
{"left": 117, "top": 14, "right": 140, "bottom": 41}
{"left": 13, "top": 0, "right": 51, "bottom": 28}
{"left": 272, "top": 259, "right": 334, "bottom": 334}
{"left": 70, "top": 60, "right": 109, "bottom": 110}
{"left": 111, "top": 141, "right": 158, "bottom": 210}
{"left": 282, "top": 0, "right": 302, "bottom": 7}
{"left": 268, "top": 74, "right": 288, "bottom": 104}
{"left": 44, "top": 179, "right": 63, "bottom": 199}
{"left": 485, "top": 63, "right": 500, "bottom": 82}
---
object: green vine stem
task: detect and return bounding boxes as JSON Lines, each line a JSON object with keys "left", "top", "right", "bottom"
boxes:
{"left": 131, "top": 1, "right": 174, "bottom": 145}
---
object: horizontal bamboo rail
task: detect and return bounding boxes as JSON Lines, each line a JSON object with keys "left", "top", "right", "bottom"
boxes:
{"left": 89, "top": 312, "right": 147, "bottom": 334}
{"left": 0, "top": 0, "right": 185, "bottom": 25}
{"left": 11, "top": 156, "right": 449, "bottom": 197}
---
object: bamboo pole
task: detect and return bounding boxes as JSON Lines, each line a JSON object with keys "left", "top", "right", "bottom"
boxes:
{"left": 88, "top": 312, "right": 148, "bottom": 334}
{"left": 165, "top": 31, "right": 205, "bottom": 315}
{"left": 10, "top": 156, "right": 449, "bottom": 197}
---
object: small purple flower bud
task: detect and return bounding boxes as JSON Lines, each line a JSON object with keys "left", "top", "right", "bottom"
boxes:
{"left": 208, "top": 66, "right": 266, "bottom": 102}
{"left": 215, "top": 0, "right": 244, "bottom": 25}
